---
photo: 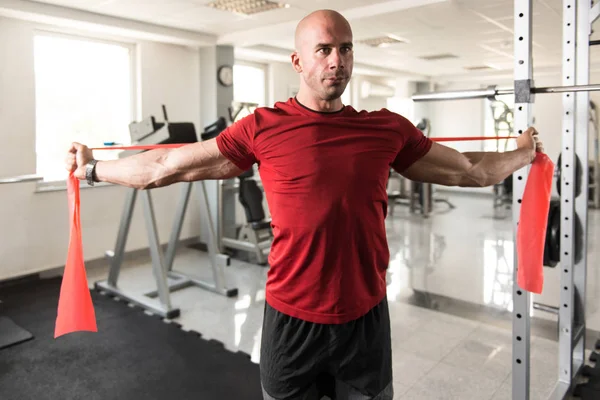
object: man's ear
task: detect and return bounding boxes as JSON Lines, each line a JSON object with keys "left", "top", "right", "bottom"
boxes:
{"left": 291, "top": 52, "right": 302, "bottom": 73}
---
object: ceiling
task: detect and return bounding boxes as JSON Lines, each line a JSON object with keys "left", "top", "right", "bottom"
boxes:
{"left": 21, "top": 0, "right": 600, "bottom": 80}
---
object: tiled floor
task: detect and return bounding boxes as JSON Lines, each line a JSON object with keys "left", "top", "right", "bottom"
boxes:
{"left": 84, "top": 191, "right": 599, "bottom": 400}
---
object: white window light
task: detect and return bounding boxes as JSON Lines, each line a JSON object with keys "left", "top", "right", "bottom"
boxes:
{"left": 233, "top": 62, "right": 266, "bottom": 118}
{"left": 33, "top": 32, "right": 134, "bottom": 184}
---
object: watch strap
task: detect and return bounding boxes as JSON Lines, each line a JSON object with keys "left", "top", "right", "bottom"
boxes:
{"left": 85, "top": 160, "right": 98, "bottom": 186}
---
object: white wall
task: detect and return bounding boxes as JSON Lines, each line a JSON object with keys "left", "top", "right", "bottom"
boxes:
{"left": 0, "top": 16, "right": 204, "bottom": 281}
{"left": 427, "top": 82, "right": 487, "bottom": 153}
{"left": 268, "top": 61, "right": 299, "bottom": 104}
{"left": 139, "top": 41, "right": 201, "bottom": 127}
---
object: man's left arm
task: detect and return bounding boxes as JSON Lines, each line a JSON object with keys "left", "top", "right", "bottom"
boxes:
{"left": 397, "top": 127, "right": 544, "bottom": 187}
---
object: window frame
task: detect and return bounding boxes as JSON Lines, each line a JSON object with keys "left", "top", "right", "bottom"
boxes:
{"left": 32, "top": 29, "right": 138, "bottom": 192}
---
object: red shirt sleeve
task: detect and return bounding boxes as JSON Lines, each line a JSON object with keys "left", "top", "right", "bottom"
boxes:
{"left": 215, "top": 114, "right": 257, "bottom": 171}
{"left": 391, "top": 116, "right": 433, "bottom": 172}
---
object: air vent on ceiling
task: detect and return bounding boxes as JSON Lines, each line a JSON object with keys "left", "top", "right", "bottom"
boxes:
{"left": 419, "top": 53, "right": 458, "bottom": 61}
{"left": 207, "top": 0, "right": 290, "bottom": 15}
{"left": 357, "top": 35, "right": 408, "bottom": 48}
{"left": 464, "top": 65, "right": 493, "bottom": 71}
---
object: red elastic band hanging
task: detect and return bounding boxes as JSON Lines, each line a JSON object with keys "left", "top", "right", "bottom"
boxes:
{"left": 516, "top": 152, "right": 555, "bottom": 294}
{"left": 54, "top": 173, "right": 98, "bottom": 338}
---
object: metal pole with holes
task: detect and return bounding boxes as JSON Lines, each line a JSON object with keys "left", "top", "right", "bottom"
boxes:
{"left": 548, "top": 0, "right": 592, "bottom": 398}
{"left": 573, "top": 0, "right": 591, "bottom": 379}
{"left": 553, "top": 1, "right": 579, "bottom": 395}
{"left": 512, "top": 1, "right": 533, "bottom": 399}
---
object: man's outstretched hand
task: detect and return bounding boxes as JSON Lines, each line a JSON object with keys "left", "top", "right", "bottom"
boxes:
{"left": 65, "top": 142, "right": 94, "bottom": 180}
{"left": 517, "top": 127, "right": 544, "bottom": 163}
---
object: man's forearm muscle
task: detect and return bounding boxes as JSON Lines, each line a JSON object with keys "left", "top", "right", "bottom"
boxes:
{"left": 460, "top": 148, "right": 532, "bottom": 187}
{"left": 94, "top": 140, "right": 242, "bottom": 189}
{"left": 399, "top": 141, "right": 538, "bottom": 188}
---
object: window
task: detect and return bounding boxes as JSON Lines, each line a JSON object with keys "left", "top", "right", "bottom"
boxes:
{"left": 232, "top": 62, "right": 266, "bottom": 122}
{"left": 34, "top": 33, "right": 134, "bottom": 182}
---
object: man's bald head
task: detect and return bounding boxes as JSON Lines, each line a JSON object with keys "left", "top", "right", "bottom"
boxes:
{"left": 290, "top": 9, "right": 354, "bottom": 109}
{"left": 294, "top": 9, "right": 352, "bottom": 51}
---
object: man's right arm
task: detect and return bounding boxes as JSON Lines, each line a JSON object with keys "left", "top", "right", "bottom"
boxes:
{"left": 66, "top": 138, "right": 244, "bottom": 189}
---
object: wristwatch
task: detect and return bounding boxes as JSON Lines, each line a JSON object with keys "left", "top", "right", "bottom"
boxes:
{"left": 85, "top": 159, "right": 99, "bottom": 186}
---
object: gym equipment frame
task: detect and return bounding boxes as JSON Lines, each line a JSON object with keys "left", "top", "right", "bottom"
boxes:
{"left": 412, "top": 1, "right": 596, "bottom": 398}
{"left": 219, "top": 177, "right": 273, "bottom": 265}
{"left": 94, "top": 180, "right": 238, "bottom": 319}
{"left": 95, "top": 110, "right": 238, "bottom": 319}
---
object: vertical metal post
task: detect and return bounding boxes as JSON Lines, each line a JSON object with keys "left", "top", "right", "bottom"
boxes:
{"left": 107, "top": 187, "right": 138, "bottom": 286}
{"left": 217, "top": 179, "right": 225, "bottom": 252}
{"left": 512, "top": 1, "right": 533, "bottom": 399}
{"left": 196, "top": 180, "right": 227, "bottom": 292}
{"left": 164, "top": 182, "right": 193, "bottom": 271}
{"left": 573, "top": 0, "right": 589, "bottom": 381}
{"left": 422, "top": 183, "right": 431, "bottom": 218}
{"left": 141, "top": 190, "right": 172, "bottom": 310}
{"left": 555, "top": 1, "right": 578, "bottom": 397}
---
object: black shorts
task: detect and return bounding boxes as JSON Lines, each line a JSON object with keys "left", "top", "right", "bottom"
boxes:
{"left": 260, "top": 296, "right": 393, "bottom": 400}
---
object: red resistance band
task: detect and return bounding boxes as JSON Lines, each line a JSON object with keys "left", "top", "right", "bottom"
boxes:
{"left": 89, "top": 136, "right": 516, "bottom": 151}
{"left": 56, "top": 137, "right": 552, "bottom": 338}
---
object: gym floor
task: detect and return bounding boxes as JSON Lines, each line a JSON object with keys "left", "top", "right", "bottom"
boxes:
{"left": 84, "top": 191, "right": 599, "bottom": 400}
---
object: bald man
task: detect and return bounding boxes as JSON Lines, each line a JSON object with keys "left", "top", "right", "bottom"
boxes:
{"left": 66, "top": 9, "right": 543, "bottom": 400}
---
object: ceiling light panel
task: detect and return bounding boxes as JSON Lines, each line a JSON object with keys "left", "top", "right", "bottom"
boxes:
{"left": 357, "top": 35, "right": 408, "bottom": 48}
{"left": 207, "top": 0, "right": 289, "bottom": 15}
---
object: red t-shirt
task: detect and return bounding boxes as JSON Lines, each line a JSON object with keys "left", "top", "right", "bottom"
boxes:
{"left": 216, "top": 97, "right": 432, "bottom": 324}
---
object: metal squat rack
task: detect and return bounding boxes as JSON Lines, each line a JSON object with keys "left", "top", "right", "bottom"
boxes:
{"left": 412, "top": 0, "right": 598, "bottom": 398}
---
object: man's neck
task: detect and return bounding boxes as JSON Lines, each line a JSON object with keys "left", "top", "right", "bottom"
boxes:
{"left": 295, "top": 90, "right": 343, "bottom": 113}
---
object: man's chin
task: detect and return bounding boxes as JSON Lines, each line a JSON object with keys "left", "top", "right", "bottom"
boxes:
{"left": 323, "top": 90, "right": 344, "bottom": 101}
{"left": 322, "top": 87, "right": 345, "bottom": 101}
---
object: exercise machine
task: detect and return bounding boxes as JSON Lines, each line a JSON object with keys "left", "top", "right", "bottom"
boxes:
{"left": 94, "top": 107, "right": 238, "bottom": 319}
{"left": 0, "top": 174, "right": 42, "bottom": 349}
{"left": 199, "top": 116, "right": 273, "bottom": 265}
{"left": 229, "top": 101, "right": 258, "bottom": 123}
{"left": 386, "top": 170, "right": 411, "bottom": 216}
{"left": 412, "top": 1, "right": 599, "bottom": 397}
{"left": 222, "top": 167, "right": 272, "bottom": 265}
{"left": 489, "top": 99, "right": 516, "bottom": 217}
{"left": 387, "top": 118, "right": 455, "bottom": 218}
{"left": 203, "top": 102, "right": 274, "bottom": 265}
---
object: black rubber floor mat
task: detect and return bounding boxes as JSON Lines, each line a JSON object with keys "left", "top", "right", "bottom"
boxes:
{"left": 574, "top": 344, "right": 600, "bottom": 399}
{"left": 0, "top": 277, "right": 262, "bottom": 400}
{"left": 0, "top": 316, "right": 33, "bottom": 350}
